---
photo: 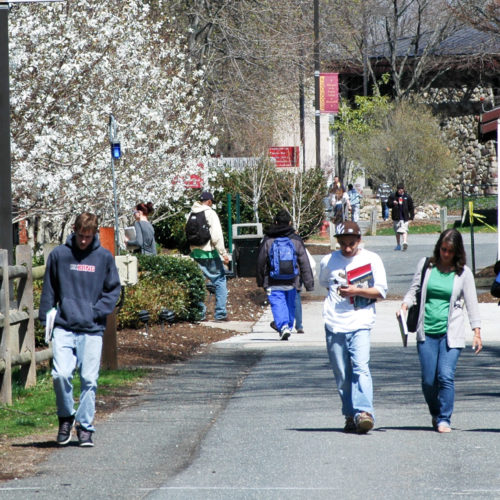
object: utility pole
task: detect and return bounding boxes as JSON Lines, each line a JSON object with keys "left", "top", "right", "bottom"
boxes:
{"left": 0, "top": 0, "right": 65, "bottom": 263}
{"left": 313, "top": 0, "right": 320, "bottom": 169}
{"left": 0, "top": 5, "right": 12, "bottom": 263}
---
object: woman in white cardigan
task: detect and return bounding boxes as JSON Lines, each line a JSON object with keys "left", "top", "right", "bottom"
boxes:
{"left": 399, "top": 229, "right": 482, "bottom": 433}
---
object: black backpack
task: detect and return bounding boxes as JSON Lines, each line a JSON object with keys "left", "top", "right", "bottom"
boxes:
{"left": 185, "top": 211, "right": 211, "bottom": 246}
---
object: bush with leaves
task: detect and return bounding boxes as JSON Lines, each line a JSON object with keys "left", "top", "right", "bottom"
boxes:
{"left": 135, "top": 255, "right": 206, "bottom": 322}
{"left": 118, "top": 277, "right": 189, "bottom": 329}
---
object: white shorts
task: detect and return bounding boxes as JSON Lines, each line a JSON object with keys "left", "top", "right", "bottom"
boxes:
{"left": 394, "top": 220, "right": 409, "bottom": 234}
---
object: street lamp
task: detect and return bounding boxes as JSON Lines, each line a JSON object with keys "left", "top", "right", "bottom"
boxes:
{"left": 109, "top": 114, "right": 121, "bottom": 255}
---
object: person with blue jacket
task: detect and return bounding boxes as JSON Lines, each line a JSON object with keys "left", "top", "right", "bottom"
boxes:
{"left": 39, "top": 213, "right": 121, "bottom": 447}
{"left": 256, "top": 209, "right": 314, "bottom": 340}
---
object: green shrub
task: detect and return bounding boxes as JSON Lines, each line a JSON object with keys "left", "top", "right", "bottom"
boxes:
{"left": 118, "top": 277, "right": 189, "bottom": 329}
{"left": 135, "top": 254, "right": 206, "bottom": 322}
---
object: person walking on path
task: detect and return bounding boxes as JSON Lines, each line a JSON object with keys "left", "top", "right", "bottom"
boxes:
{"left": 188, "top": 191, "right": 230, "bottom": 322}
{"left": 397, "top": 228, "right": 482, "bottom": 433}
{"left": 39, "top": 212, "right": 121, "bottom": 447}
{"left": 125, "top": 202, "right": 157, "bottom": 255}
{"left": 376, "top": 182, "right": 391, "bottom": 221}
{"left": 331, "top": 187, "right": 350, "bottom": 224}
{"left": 387, "top": 183, "right": 414, "bottom": 251}
{"left": 347, "top": 184, "right": 362, "bottom": 222}
{"left": 319, "top": 221, "right": 387, "bottom": 434}
{"left": 256, "top": 209, "right": 314, "bottom": 340}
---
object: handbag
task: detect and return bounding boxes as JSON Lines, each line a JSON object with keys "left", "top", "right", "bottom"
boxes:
{"left": 406, "top": 258, "right": 430, "bottom": 332}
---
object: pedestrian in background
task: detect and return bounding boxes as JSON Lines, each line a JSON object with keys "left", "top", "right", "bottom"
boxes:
{"left": 256, "top": 209, "right": 314, "bottom": 340}
{"left": 188, "top": 191, "right": 230, "bottom": 322}
{"left": 398, "top": 229, "right": 482, "bottom": 433}
{"left": 347, "top": 184, "right": 362, "bottom": 222}
{"left": 125, "top": 202, "right": 157, "bottom": 255}
{"left": 331, "top": 187, "right": 350, "bottom": 224}
{"left": 387, "top": 183, "right": 414, "bottom": 251}
{"left": 39, "top": 213, "right": 121, "bottom": 447}
{"left": 376, "top": 182, "right": 391, "bottom": 221}
{"left": 319, "top": 221, "right": 387, "bottom": 434}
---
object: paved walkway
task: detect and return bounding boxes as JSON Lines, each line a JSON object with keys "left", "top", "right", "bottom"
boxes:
{"left": 217, "top": 299, "right": 500, "bottom": 348}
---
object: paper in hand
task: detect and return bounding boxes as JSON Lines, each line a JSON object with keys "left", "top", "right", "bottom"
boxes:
{"left": 396, "top": 309, "right": 409, "bottom": 347}
{"left": 45, "top": 307, "right": 57, "bottom": 344}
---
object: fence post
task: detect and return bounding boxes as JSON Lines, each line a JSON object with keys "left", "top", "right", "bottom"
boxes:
{"left": 0, "top": 249, "right": 12, "bottom": 404}
{"left": 370, "top": 207, "right": 378, "bottom": 236}
{"left": 15, "top": 245, "right": 36, "bottom": 388}
{"left": 440, "top": 206, "right": 448, "bottom": 233}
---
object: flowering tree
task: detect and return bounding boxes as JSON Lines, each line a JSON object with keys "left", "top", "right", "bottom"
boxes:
{"left": 9, "top": 0, "right": 217, "bottom": 230}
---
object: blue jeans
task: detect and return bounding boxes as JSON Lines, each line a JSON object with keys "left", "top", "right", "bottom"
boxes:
{"left": 52, "top": 327, "right": 103, "bottom": 432}
{"left": 294, "top": 291, "right": 303, "bottom": 330}
{"left": 417, "top": 334, "right": 462, "bottom": 427}
{"left": 381, "top": 202, "right": 389, "bottom": 221}
{"left": 268, "top": 288, "right": 296, "bottom": 332}
{"left": 351, "top": 204, "right": 360, "bottom": 222}
{"left": 325, "top": 326, "right": 374, "bottom": 419}
{"left": 195, "top": 256, "right": 227, "bottom": 320}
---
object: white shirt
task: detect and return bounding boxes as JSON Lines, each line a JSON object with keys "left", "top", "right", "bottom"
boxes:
{"left": 319, "top": 248, "right": 387, "bottom": 333}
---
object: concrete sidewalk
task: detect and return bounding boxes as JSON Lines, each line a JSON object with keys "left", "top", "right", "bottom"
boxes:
{"left": 217, "top": 299, "right": 500, "bottom": 348}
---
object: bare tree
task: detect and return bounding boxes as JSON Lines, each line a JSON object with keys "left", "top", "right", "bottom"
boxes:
{"left": 448, "top": 0, "right": 500, "bottom": 35}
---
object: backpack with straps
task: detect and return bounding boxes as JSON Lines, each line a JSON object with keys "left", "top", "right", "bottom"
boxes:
{"left": 269, "top": 237, "right": 299, "bottom": 280}
{"left": 185, "top": 211, "right": 211, "bottom": 246}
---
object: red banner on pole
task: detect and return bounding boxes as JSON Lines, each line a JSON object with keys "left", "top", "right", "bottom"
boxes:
{"left": 319, "top": 73, "right": 339, "bottom": 113}
{"left": 268, "top": 147, "right": 300, "bottom": 168}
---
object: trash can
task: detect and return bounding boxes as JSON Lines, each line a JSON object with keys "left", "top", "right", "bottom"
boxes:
{"left": 232, "top": 223, "right": 263, "bottom": 278}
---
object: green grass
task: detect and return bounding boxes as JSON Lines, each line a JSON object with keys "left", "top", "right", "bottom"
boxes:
{"left": 0, "top": 366, "right": 149, "bottom": 439}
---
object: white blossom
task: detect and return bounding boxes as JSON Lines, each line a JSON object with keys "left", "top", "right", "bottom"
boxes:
{"left": 10, "top": 0, "right": 217, "bottom": 227}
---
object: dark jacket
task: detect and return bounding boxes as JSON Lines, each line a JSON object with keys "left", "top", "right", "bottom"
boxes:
{"left": 256, "top": 224, "right": 314, "bottom": 291}
{"left": 39, "top": 233, "right": 121, "bottom": 333}
{"left": 387, "top": 191, "right": 414, "bottom": 222}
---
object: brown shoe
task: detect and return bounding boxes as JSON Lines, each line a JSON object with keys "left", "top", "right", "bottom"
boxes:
{"left": 355, "top": 412, "right": 374, "bottom": 434}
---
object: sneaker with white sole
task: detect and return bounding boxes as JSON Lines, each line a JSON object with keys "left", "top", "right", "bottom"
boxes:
{"left": 56, "top": 415, "right": 75, "bottom": 445}
{"left": 280, "top": 327, "right": 291, "bottom": 341}
{"left": 77, "top": 425, "right": 94, "bottom": 447}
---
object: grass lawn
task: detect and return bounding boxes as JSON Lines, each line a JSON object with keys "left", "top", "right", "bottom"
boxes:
{"left": 0, "top": 366, "right": 149, "bottom": 439}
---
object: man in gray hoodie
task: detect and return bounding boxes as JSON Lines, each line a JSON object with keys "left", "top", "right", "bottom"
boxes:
{"left": 39, "top": 212, "right": 121, "bottom": 447}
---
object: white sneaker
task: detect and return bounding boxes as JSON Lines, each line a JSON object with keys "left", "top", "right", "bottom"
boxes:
{"left": 280, "top": 327, "right": 291, "bottom": 341}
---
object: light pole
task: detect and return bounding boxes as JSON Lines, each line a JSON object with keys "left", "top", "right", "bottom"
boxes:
{"left": 0, "top": 0, "right": 65, "bottom": 263}
{"left": 108, "top": 114, "right": 121, "bottom": 255}
{"left": 313, "top": 0, "right": 320, "bottom": 169}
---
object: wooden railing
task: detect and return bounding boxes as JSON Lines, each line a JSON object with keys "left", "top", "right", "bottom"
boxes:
{"left": 0, "top": 246, "right": 51, "bottom": 405}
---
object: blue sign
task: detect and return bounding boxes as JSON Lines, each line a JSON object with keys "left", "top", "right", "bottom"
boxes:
{"left": 111, "top": 142, "right": 121, "bottom": 159}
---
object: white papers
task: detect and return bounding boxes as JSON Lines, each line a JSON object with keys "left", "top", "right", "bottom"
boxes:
{"left": 124, "top": 226, "right": 136, "bottom": 240}
{"left": 45, "top": 307, "right": 57, "bottom": 344}
{"left": 396, "top": 309, "right": 409, "bottom": 347}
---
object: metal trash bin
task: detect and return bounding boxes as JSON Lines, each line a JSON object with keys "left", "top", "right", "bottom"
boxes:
{"left": 232, "top": 223, "right": 263, "bottom": 277}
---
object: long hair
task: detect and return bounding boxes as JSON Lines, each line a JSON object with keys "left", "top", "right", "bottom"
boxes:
{"left": 432, "top": 228, "right": 466, "bottom": 276}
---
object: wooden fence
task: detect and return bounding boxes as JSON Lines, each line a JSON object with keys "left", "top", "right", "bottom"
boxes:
{"left": 0, "top": 246, "right": 51, "bottom": 405}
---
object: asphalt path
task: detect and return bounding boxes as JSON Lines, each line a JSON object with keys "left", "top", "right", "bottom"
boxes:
{"left": 2, "top": 233, "right": 500, "bottom": 499}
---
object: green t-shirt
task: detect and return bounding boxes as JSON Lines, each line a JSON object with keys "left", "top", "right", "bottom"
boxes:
{"left": 423, "top": 267, "right": 455, "bottom": 335}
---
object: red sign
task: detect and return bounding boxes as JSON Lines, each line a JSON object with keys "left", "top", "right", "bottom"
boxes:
{"left": 268, "top": 147, "right": 300, "bottom": 168}
{"left": 319, "top": 73, "right": 339, "bottom": 113}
